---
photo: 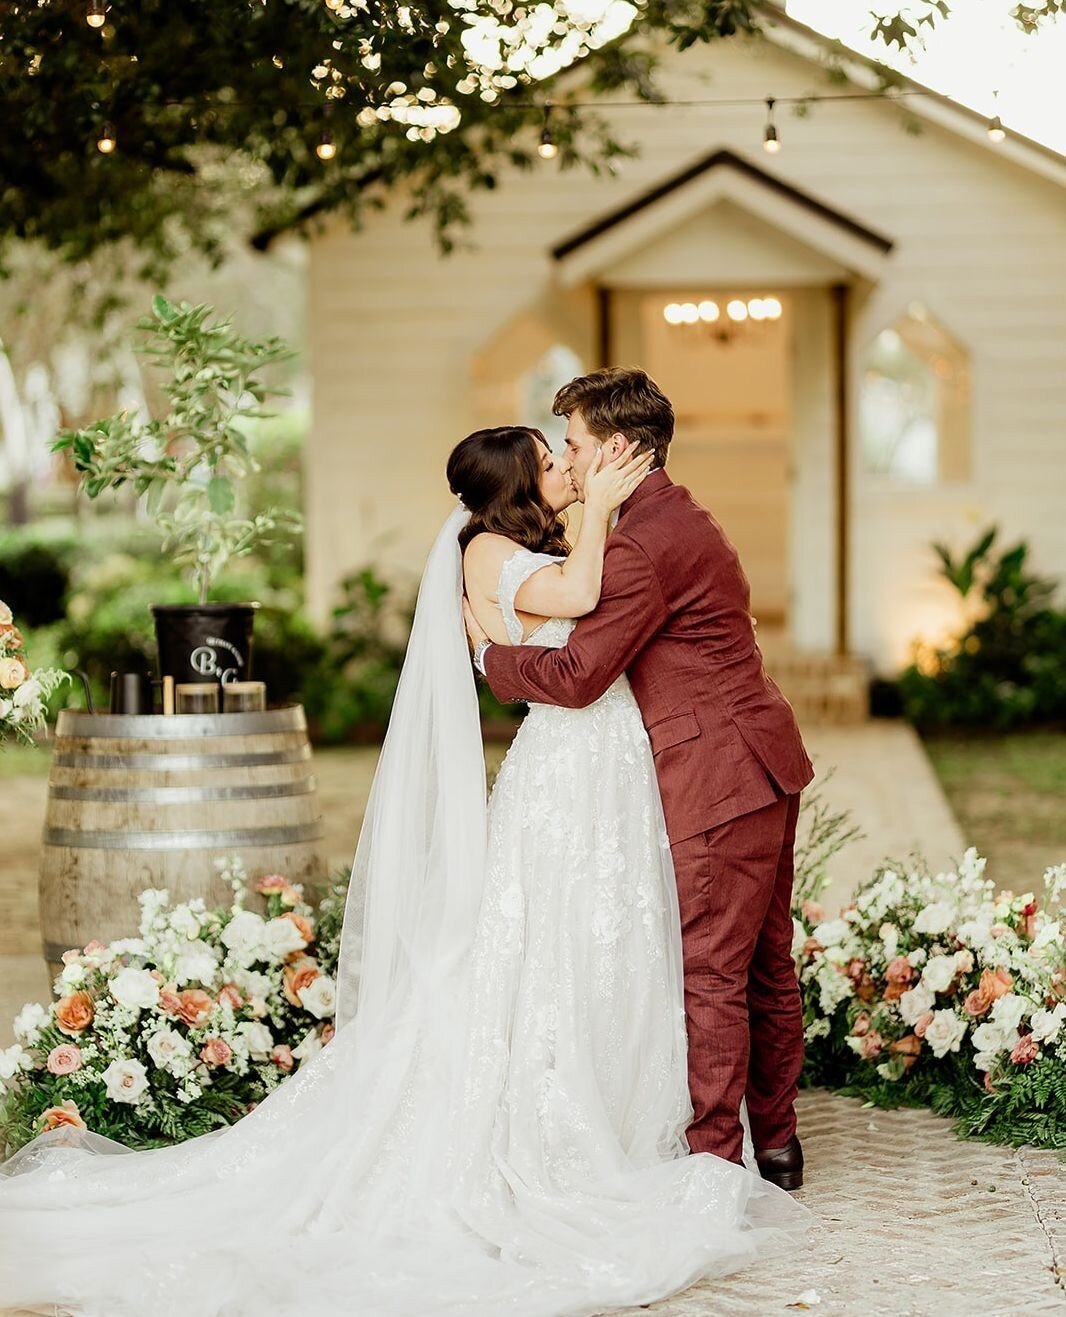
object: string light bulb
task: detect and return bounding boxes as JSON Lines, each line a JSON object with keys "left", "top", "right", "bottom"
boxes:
{"left": 316, "top": 130, "right": 336, "bottom": 160}
{"left": 96, "top": 121, "right": 116, "bottom": 153}
{"left": 763, "top": 97, "right": 780, "bottom": 154}
{"left": 987, "top": 92, "right": 1005, "bottom": 144}
{"left": 86, "top": 0, "right": 106, "bottom": 28}
{"left": 537, "top": 104, "right": 558, "bottom": 160}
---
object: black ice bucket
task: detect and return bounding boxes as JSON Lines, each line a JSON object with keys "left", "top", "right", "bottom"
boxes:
{"left": 151, "top": 602, "right": 260, "bottom": 688}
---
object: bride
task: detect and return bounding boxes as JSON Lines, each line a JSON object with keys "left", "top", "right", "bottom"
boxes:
{"left": 0, "top": 425, "right": 812, "bottom": 1317}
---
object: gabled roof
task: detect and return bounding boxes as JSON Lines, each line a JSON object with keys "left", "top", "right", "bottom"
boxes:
{"left": 551, "top": 148, "right": 893, "bottom": 285}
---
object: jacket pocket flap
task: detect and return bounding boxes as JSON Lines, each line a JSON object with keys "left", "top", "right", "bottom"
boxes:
{"left": 646, "top": 711, "right": 701, "bottom": 754}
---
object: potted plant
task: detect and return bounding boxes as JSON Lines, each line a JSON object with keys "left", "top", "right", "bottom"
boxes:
{"left": 51, "top": 296, "right": 303, "bottom": 689}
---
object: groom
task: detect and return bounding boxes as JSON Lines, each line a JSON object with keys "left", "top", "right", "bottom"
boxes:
{"left": 464, "top": 367, "right": 815, "bottom": 1188}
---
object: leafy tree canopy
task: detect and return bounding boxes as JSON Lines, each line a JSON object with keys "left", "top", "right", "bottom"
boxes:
{"left": 0, "top": 0, "right": 1060, "bottom": 276}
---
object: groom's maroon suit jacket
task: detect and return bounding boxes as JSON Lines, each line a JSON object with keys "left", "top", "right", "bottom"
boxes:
{"left": 484, "top": 467, "right": 815, "bottom": 843}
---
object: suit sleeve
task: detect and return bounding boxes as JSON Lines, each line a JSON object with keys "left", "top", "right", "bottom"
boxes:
{"left": 483, "top": 532, "right": 669, "bottom": 709}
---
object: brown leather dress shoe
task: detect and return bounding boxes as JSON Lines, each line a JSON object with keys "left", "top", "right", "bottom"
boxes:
{"left": 754, "top": 1133, "right": 803, "bottom": 1191}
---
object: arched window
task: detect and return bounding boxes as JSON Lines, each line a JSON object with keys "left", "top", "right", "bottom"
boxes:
{"left": 859, "top": 305, "right": 970, "bottom": 484}
{"left": 522, "top": 345, "right": 583, "bottom": 452}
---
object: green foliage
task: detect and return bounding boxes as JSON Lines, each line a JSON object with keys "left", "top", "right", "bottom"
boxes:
{"left": 897, "top": 526, "right": 1066, "bottom": 730}
{"left": 51, "top": 295, "right": 303, "bottom": 603}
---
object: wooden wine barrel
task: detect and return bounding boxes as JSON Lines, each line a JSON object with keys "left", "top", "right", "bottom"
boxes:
{"left": 39, "top": 703, "right": 326, "bottom": 976}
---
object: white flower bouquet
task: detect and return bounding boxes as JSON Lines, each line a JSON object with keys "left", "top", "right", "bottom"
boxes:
{"left": 0, "top": 598, "right": 71, "bottom": 747}
{"left": 795, "top": 849, "right": 1066, "bottom": 1148}
{"left": 0, "top": 858, "right": 349, "bottom": 1156}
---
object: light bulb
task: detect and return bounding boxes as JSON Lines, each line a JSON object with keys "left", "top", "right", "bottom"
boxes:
{"left": 987, "top": 114, "right": 1005, "bottom": 144}
{"left": 698, "top": 300, "right": 719, "bottom": 323}
{"left": 87, "top": 0, "right": 106, "bottom": 27}
{"left": 538, "top": 126, "right": 557, "bottom": 160}
{"left": 727, "top": 299, "right": 748, "bottom": 322}
{"left": 763, "top": 124, "right": 780, "bottom": 154}
{"left": 96, "top": 122, "right": 116, "bottom": 153}
{"left": 316, "top": 133, "right": 336, "bottom": 160}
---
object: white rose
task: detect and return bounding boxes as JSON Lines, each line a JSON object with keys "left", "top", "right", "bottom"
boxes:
{"left": 972, "top": 1020, "right": 1020, "bottom": 1055}
{"left": 13, "top": 1001, "right": 49, "bottom": 1046}
{"left": 263, "top": 917, "right": 308, "bottom": 959}
{"left": 0, "top": 697, "right": 11, "bottom": 720}
{"left": 924, "top": 1009, "right": 968, "bottom": 1058}
{"left": 907, "top": 948, "right": 927, "bottom": 968}
{"left": 174, "top": 944, "right": 220, "bottom": 988}
{"left": 1029, "top": 1004, "right": 1066, "bottom": 1044}
{"left": 813, "top": 918, "right": 850, "bottom": 948}
{"left": 953, "top": 949, "right": 975, "bottom": 975}
{"left": 879, "top": 923, "right": 899, "bottom": 960}
{"left": 168, "top": 906, "right": 202, "bottom": 939}
{"left": 1033, "top": 920, "right": 1062, "bottom": 950}
{"left": 102, "top": 1058, "right": 149, "bottom": 1104}
{"left": 298, "top": 976, "right": 336, "bottom": 1020}
{"left": 973, "top": 1050, "right": 998, "bottom": 1071}
{"left": 220, "top": 911, "right": 267, "bottom": 961}
{"left": 109, "top": 967, "right": 161, "bottom": 1010}
{"left": 147, "top": 1028, "right": 193, "bottom": 1071}
{"left": 920, "top": 955, "right": 957, "bottom": 995}
{"left": 0, "top": 599, "right": 12, "bottom": 625}
{"left": 59, "top": 962, "right": 86, "bottom": 987}
{"left": 232, "top": 969, "right": 273, "bottom": 1000}
{"left": 989, "top": 993, "right": 1029, "bottom": 1032}
{"left": 790, "top": 918, "right": 807, "bottom": 960}
{"left": 914, "top": 902, "right": 953, "bottom": 936}
{"left": 236, "top": 1021, "right": 275, "bottom": 1059}
{"left": 899, "top": 983, "right": 936, "bottom": 1025}
{"left": 957, "top": 919, "right": 993, "bottom": 952}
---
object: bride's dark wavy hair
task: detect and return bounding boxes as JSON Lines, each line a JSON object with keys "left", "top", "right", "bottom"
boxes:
{"left": 447, "top": 426, "right": 571, "bottom": 557}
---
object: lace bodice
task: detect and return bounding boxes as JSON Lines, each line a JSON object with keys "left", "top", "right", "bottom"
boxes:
{"left": 496, "top": 547, "right": 576, "bottom": 650}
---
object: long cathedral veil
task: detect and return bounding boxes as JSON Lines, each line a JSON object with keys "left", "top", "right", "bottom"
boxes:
{"left": 334, "top": 503, "right": 484, "bottom": 1035}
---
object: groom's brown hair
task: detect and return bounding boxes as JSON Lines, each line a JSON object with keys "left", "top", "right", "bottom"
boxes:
{"left": 552, "top": 367, "right": 674, "bottom": 469}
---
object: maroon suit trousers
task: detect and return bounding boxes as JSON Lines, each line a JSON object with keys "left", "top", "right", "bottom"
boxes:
{"left": 669, "top": 790, "right": 804, "bottom": 1164}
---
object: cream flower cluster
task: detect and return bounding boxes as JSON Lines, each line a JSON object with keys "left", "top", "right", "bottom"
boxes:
{"left": 1, "top": 858, "right": 339, "bottom": 1145}
{"left": 796, "top": 847, "right": 1066, "bottom": 1085}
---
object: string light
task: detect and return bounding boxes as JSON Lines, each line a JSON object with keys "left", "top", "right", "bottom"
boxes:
{"left": 763, "top": 96, "right": 780, "bottom": 154}
{"left": 987, "top": 90, "right": 1005, "bottom": 143}
{"left": 86, "top": 0, "right": 106, "bottom": 28}
{"left": 315, "top": 129, "right": 336, "bottom": 160}
{"left": 537, "top": 104, "right": 558, "bottom": 160}
{"left": 96, "top": 121, "right": 116, "bottom": 153}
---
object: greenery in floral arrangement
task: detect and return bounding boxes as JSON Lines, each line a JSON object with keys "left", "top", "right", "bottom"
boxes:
{"left": 897, "top": 526, "right": 1066, "bottom": 730}
{"left": 50, "top": 295, "right": 304, "bottom": 605}
{"left": 795, "top": 848, "right": 1066, "bottom": 1150}
{"left": 0, "top": 858, "right": 345, "bottom": 1157}
{"left": 0, "top": 599, "right": 71, "bottom": 747}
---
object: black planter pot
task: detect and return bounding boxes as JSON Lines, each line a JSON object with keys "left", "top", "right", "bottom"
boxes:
{"left": 151, "top": 602, "right": 261, "bottom": 687}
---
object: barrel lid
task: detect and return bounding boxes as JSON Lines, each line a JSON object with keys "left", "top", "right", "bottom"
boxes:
{"left": 55, "top": 703, "right": 307, "bottom": 739}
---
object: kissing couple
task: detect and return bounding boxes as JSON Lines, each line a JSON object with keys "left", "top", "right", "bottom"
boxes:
{"left": 0, "top": 368, "right": 816, "bottom": 1316}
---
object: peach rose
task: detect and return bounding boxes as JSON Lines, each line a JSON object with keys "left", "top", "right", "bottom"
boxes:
{"left": 320, "top": 1021, "right": 335, "bottom": 1045}
{"left": 846, "top": 958, "right": 866, "bottom": 981}
{"left": 862, "top": 1031, "right": 884, "bottom": 1059}
{"left": 46, "top": 1043, "right": 83, "bottom": 1076}
{"left": 889, "top": 1033, "right": 922, "bottom": 1070}
{"left": 850, "top": 1012, "right": 872, "bottom": 1038}
{"left": 801, "top": 900, "right": 825, "bottom": 926}
{"left": 280, "top": 911, "right": 314, "bottom": 946}
{"left": 39, "top": 1099, "right": 87, "bottom": 1132}
{"left": 913, "top": 1011, "right": 935, "bottom": 1039}
{"left": 1010, "top": 1035, "right": 1040, "bottom": 1066}
{"left": 983, "top": 1071, "right": 997, "bottom": 1094}
{"left": 271, "top": 1044, "right": 295, "bottom": 1072}
{"left": 885, "top": 956, "right": 914, "bottom": 985}
{"left": 283, "top": 957, "right": 320, "bottom": 1007}
{"left": 0, "top": 655, "right": 29, "bottom": 689}
{"left": 158, "top": 986, "right": 185, "bottom": 1018}
{"left": 55, "top": 991, "right": 95, "bottom": 1035}
{"left": 964, "top": 988, "right": 991, "bottom": 1017}
{"left": 60, "top": 948, "right": 82, "bottom": 966}
{"left": 801, "top": 937, "right": 823, "bottom": 959}
{"left": 280, "top": 884, "right": 303, "bottom": 908}
{"left": 82, "top": 939, "right": 106, "bottom": 954}
{"left": 255, "top": 874, "right": 287, "bottom": 894}
{"left": 200, "top": 1037, "right": 233, "bottom": 1067}
{"left": 177, "top": 988, "right": 215, "bottom": 1027}
{"left": 217, "top": 984, "right": 243, "bottom": 1010}
{"left": 979, "top": 966, "right": 1013, "bottom": 1003}
{"left": 856, "top": 973, "right": 878, "bottom": 1003}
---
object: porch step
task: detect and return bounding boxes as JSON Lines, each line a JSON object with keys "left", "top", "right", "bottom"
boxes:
{"left": 761, "top": 645, "right": 870, "bottom": 725}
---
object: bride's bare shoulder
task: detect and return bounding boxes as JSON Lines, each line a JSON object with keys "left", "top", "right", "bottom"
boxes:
{"left": 462, "top": 532, "right": 522, "bottom": 580}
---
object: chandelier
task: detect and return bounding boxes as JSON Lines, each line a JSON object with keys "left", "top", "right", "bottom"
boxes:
{"left": 661, "top": 296, "right": 782, "bottom": 345}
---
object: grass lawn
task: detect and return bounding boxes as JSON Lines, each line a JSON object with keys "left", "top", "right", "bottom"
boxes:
{"left": 923, "top": 731, "right": 1066, "bottom": 889}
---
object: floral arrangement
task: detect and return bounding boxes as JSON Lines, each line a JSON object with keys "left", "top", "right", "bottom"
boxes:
{"left": 0, "top": 858, "right": 350, "bottom": 1156}
{"left": 0, "top": 598, "right": 71, "bottom": 747}
{"left": 795, "top": 849, "right": 1066, "bottom": 1148}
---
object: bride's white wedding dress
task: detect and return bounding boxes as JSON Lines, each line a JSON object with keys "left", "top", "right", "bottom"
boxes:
{"left": 0, "top": 515, "right": 811, "bottom": 1317}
